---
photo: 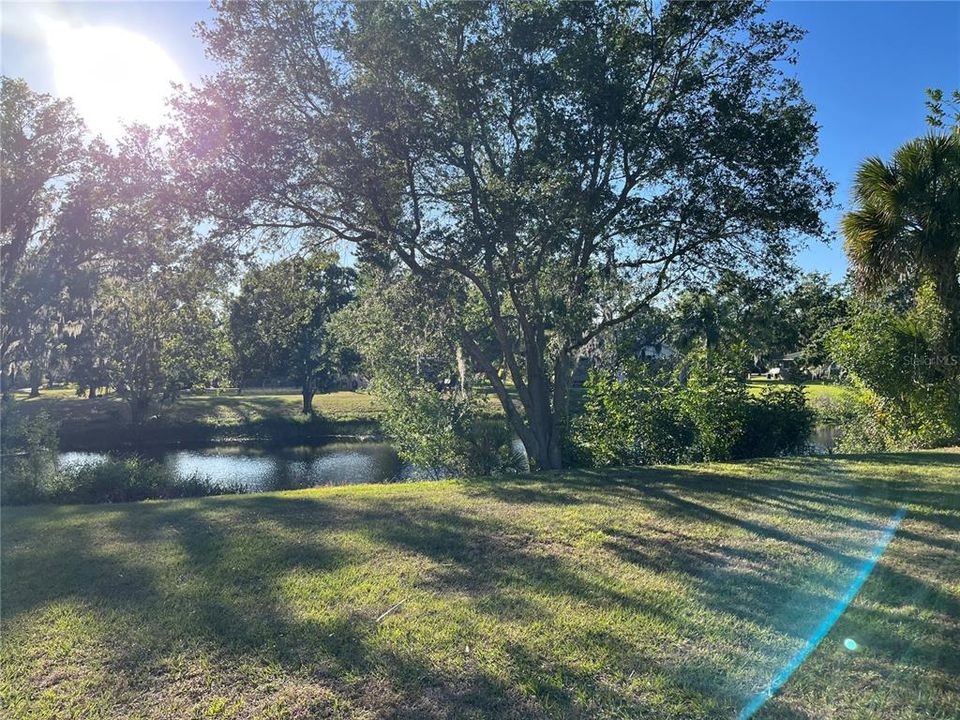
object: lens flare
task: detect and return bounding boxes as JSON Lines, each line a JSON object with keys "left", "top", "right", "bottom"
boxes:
{"left": 739, "top": 505, "right": 907, "bottom": 719}
{"left": 41, "top": 17, "right": 184, "bottom": 140}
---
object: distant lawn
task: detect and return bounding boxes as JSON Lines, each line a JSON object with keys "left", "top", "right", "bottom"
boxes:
{"left": 2, "top": 451, "right": 957, "bottom": 719}
{"left": 10, "top": 387, "right": 383, "bottom": 449}
{"left": 746, "top": 378, "right": 855, "bottom": 404}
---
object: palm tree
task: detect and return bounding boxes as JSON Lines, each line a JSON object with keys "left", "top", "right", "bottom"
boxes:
{"left": 842, "top": 132, "right": 960, "bottom": 353}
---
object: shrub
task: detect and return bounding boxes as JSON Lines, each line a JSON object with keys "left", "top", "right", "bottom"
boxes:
{"left": 3, "top": 453, "right": 244, "bottom": 506}
{"left": 0, "top": 405, "right": 60, "bottom": 505}
{"left": 570, "top": 356, "right": 815, "bottom": 467}
{"left": 42, "top": 457, "right": 241, "bottom": 505}
{"left": 460, "top": 417, "right": 528, "bottom": 475}
{"left": 738, "top": 387, "right": 815, "bottom": 458}
{"left": 678, "top": 361, "right": 750, "bottom": 461}
{"left": 828, "top": 288, "right": 960, "bottom": 449}
{"left": 570, "top": 363, "right": 690, "bottom": 467}
{"left": 378, "top": 381, "right": 520, "bottom": 477}
{"left": 828, "top": 393, "right": 897, "bottom": 454}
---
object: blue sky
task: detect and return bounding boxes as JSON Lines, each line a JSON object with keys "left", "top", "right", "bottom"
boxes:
{"left": 2, "top": 1, "right": 958, "bottom": 280}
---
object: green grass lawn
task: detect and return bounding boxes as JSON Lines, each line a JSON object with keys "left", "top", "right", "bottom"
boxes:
{"left": 746, "top": 378, "right": 855, "bottom": 404}
{"left": 10, "top": 387, "right": 383, "bottom": 449}
{"left": 2, "top": 451, "right": 957, "bottom": 719}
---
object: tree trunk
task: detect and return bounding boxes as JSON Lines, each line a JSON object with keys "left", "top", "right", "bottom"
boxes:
{"left": 302, "top": 380, "right": 315, "bottom": 415}
{"left": 458, "top": 329, "right": 571, "bottom": 471}
{"left": 494, "top": 355, "right": 570, "bottom": 470}
{"left": 28, "top": 364, "right": 41, "bottom": 397}
{"left": 88, "top": 386, "right": 97, "bottom": 399}
{"left": 129, "top": 394, "right": 151, "bottom": 429}
{"left": 0, "top": 364, "right": 11, "bottom": 400}
{"left": 455, "top": 344, "right": 468, "bottom": 398}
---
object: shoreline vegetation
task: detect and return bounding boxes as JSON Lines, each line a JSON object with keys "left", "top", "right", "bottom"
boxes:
{"left": 9, "top": 381, "right": 853, "bottom": 452}
{"left": 2, "top": 450, "right": 957, "bottom": 718}
{"left": 7, "top": 387, "right": 386, "bottom": 451}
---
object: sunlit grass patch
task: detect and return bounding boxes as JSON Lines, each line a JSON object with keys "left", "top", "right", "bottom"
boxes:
{"left": 2, "top": 451, "right": 957, "bottom": 719}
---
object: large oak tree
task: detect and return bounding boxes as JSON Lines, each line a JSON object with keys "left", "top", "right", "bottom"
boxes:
{"left": 175, "top": 0, "right": 830, "bottom": 469}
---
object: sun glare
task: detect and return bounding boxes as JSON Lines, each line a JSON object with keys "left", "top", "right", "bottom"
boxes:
{"left": 42, "top": 19, "right": 184, "bottom": 140}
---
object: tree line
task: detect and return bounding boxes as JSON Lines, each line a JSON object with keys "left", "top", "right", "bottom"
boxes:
{"left": 3, "top": 1, "right": 957, "bottom": 466}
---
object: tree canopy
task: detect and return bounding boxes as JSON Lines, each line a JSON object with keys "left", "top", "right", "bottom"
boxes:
{"left": 230, "top": 253, "right": 356, "bottom": 413}
{"left": 175, "top": 0, "right": 831, "bottom": 468}
{"left": 842, "top": 130, "right": 960, "bottom": 356}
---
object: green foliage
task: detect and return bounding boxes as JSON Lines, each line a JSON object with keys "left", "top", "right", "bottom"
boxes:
{"left": 336, "top": 272, "right": 518, "bottom": 476}
{"left": 829, "top": 287, "right": 960, "bottom": 449}
{"left": 38, "top": 457, "right": 238, "bottom": 505}
{"left": 229, "top": 254, "right": 356, "bottom": 411}
{"left": 178, "top": 1, "right": 831, "bottom": 469}
{"left": 1, "top": 77, "right": 88, "bottom": 395}
{"left": 0, "top": 414, "right": 243, "bottom": 504}
{"left": 570, "top": 363, "right": 690, "bottom": 467}
{"left": 842, "top": 127, "right": 960, "bottom": 356}
{"left": 925, "top": 87, "right": 960, "bottom": 131}
{"left": 818, "top": 393, "right": 896, "bottom": 454}
{"left": 740, "top": 386, "right": 815, "bottom": 458}
{"left": 0, "top": 403, "right": 60, "bottom": 504}
{"left": 96, "top": 268, "right": 228, "bottom": 426}
{"left": 678, "top": 357, "right": 753, "bottom": 461}
{"left": 376, "top": 383, "right": 471, "bottom": 476}
{"left": 663, "top": 272, "right": 848, "bottom": 373}
{"left": 571, "top": 354, "right": 814, "bottom": 467}
{"left": 377, "top": 383, "right": 521, "bottom": 477}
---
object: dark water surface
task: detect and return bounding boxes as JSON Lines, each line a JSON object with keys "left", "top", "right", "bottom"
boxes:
{"left": 57, "top": 429, "right": 836, "bottom": 495}
{"left": 58, "top": 442, "right": 425, "bottom": 492}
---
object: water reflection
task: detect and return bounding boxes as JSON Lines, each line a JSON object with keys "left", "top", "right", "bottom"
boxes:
{"left": 58, "top": 442, "right": 423, "bottom": 492}
{"left": 810, "top": 426, "right": 840, "bottom": 453}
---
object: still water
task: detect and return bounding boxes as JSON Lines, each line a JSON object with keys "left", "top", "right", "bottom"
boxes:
{"left": 57, "top": 429, "right": 837, "bottom": 495}
{"left": 58, "top": 442, "right": 427, "bottom": 493}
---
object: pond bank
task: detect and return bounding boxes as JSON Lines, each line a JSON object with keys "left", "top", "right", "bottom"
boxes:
{"left": 10, "top": 388, "right": 384, "bottom": 451}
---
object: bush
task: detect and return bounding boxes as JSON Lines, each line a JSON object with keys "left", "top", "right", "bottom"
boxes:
{"left": 571, "top": 364, "right": 690, "bottom": 467}
{"left": 460, "top": 417, "right": 528, "bottom": 475}
{"left": 2, "top": 454, "right": 244, "bottom": 506}
{"left": 378, "top": 381, "right": 521, "bottom": 477}
{"left": 822, "top": 389, "right": 956, "bottom": 454}
{"left": 0, "top": 405, "right": 60, "bottom": 505}
{"left": 828, "top": 288, "right": 960, "bottom": 450}
{"left": 678, "top": 362, "right": 750, "bottom": 461}
{"left": 570, "top": 356, "right": 814, "bottom": 467}
{"left": 738, "top": 387, "right": 815, "bottom": 458}
{"left": 43, "top": 457, "right": 241, "bottom": 505}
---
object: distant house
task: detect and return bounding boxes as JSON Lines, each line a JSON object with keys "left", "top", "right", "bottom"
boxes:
{"left": 637, "top": 342, "right": 677, "bottom": 361}
{"left": 571, "top": 338, "right": 679, "bottom": 386}
{"left": 766, "top": 351, "right": 802, "bottom": 380}
{"left": 765, "top": 351, "right": 843, "bottom": 381}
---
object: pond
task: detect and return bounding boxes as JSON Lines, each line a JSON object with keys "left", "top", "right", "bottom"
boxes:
{"left": 811, "top": 425, "right": 841, "bottom": 453}
{"left": 58, "top": 441, "right": 429, "bottom": 493}
{"left": 56, "top": 429, "right": 837, "bottom": 496}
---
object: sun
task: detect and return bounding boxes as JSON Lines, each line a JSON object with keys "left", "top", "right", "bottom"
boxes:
{"left": 42, "top": 19, "right": 184, "bottom": 140}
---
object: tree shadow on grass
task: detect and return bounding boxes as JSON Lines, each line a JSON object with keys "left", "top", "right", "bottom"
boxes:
{"left": 3, "top": 450, "right": 958, "bottom": 718}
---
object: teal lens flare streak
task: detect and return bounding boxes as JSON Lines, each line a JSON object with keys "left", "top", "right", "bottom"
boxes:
{"left": 739, "top": 505, "right": 907, "bottom": 719}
